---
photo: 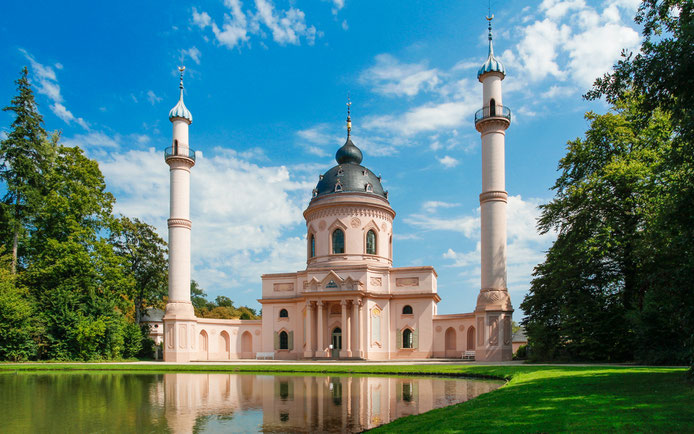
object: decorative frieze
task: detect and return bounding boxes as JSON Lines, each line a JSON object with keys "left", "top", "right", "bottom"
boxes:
{"left": 273, "top": 282, "right": 294, "bottom": 292}
{"left": 307, "top": 207, "right": 393, "bottom": 223}
{"left": 370, "top": 277, "right": 382, "bottom": 287}
{"left": 396, "top": 277, "right": 419, "bottom": 287}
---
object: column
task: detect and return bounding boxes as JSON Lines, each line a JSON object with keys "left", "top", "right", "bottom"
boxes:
{"left": 304, "top": 301, "right": 314, "bottom": 358}
{"left": 317, "top": 301, "right": 324, "bottom": 357}
{"left": 352, "top": 299, "right": 361, "bottom": 358}
{"left": 341, "top": 300, "right": 351, "bottom": 358}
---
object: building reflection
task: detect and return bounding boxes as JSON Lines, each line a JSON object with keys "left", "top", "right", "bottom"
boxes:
{"left": 159, "top": 373, "right": 500, "bottom": 433}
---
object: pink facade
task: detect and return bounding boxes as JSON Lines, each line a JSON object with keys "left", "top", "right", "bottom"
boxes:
{"left": 162, "top": 19, "right": 515, "bottom": 362}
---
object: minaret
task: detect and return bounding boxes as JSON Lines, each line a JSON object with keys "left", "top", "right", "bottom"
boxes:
{"left": 474, "top": 16, "right": 514, "bottom": 362}
{"left": 163, "top": 66, "right": 197, "bottom": 362}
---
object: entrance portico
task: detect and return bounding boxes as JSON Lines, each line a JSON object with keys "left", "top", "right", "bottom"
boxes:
{"left": 301, "top": 298, "right": 363, "bottom": 359}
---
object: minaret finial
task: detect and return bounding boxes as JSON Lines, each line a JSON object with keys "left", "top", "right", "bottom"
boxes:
{"left": 486, "top": 14, "right": 494, "bottom": 56}
{"left": 178, "top": 66, "right": 185, "bottom": 90}
{"left": 346, "top": 93, "right": 352, "bottom": 138}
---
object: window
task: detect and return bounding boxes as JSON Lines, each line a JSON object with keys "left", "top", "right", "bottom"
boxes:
{"left": 365, "top": 183, "right": 373, "bottom": 192}
{"left": 332, "top": 229, "right": 345, "bottom": 254}
{"left": 309, "top": 234, "right": 316, "bottom": 258}
{"left": 279, "top": 309, "right": 288, "bottom": 318}
{"left": 403, "top": 329, "right": 413, "bottom": 349}
{"left": 366, "top": 230, "right": 377, "bottom": 255}
{"left": 402, "top": 305, "right": 413, "bottom": 315}
{"left": 490, "top": 98, "right": 496, "bottom": 116}
{"left": 279, "top": 331, "right": 289, "bottom": 349}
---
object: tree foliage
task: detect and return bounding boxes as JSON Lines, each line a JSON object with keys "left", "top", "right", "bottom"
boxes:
{"left": 526, "top": 1, "right": 694, "bottom": 366}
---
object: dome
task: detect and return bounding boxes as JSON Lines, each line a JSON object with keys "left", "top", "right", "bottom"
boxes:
{"left": 169, "top": 96, "right": 193, "bottom": 123}
{"left": 311, "top": 138, "right": 387, "bottom": 201}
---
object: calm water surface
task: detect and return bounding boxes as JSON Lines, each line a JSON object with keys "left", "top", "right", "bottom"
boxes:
{"left": 0, "top": 371, "right": 501, "bottom": 433}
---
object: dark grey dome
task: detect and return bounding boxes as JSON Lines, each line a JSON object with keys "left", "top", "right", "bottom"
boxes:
{"left": 336, "top": 138, "right": 362, "bottom": 164}
{"left": 312, "top": 137, "right": 387, "bottom": 201}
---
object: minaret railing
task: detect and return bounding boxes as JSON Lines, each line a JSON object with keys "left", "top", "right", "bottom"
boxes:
{"left": 164, "top": 146, "right": 196, "bottom": 162}
{"left": 474, "top": 105, "right": 512, "bottom": 125}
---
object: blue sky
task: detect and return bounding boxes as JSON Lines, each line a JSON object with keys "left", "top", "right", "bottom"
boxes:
{"left": 0, "top": 0, "right": 642, "bottom": 317}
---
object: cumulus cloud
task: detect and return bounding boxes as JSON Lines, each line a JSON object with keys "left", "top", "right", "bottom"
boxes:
{"left": 180, "top": 46, "right": 202, "bottom": 65}
{"left": 438, "top": 155, "right": 459, "bottom": 168}
{"left": 423, "top": 195, "right": 556, "bottom": 301}
{"left": 360, "top": 54, "right": 440, "bottom": 97}
{"left": 193, "top": 0, "right": 319, "bottom": 50}
{"left": 20, "top": 49, "right": 88, "bottom": 129}
{"left": 98, "top": 145, "right": 316, "bottom": 305}
{"left": 147, "top": 90, "right": 163, "bottom": 105}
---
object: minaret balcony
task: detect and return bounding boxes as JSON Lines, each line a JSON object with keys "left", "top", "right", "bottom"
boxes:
{"left": 474, "top": 105, "right": 511, "bottom": 129}
{"left": 164, "top": 146, "right": 196, "bottom": 162}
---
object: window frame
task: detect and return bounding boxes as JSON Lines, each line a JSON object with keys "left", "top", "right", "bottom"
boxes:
{"left": 331, "top": 228, "right": 345, "bottom": 254}
{"left": 366, "top": 229, "right": 377, "bottom": 255}
{"left": 402, "top": 328, "right": 413, "bottom": 349}
{"left": 279, "top": 331, "right": 289, "bottom": 349}
{"left": 279, "top": 308, "right": 289, "bottom": 318}
{"left": 402, "top": 305, "right": 413, "bottom": 315}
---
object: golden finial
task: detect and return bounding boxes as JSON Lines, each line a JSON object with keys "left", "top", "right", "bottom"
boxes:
{"left": 178, "top": 66, "right": 186, "bottom": 89}
{"left": 346, "top": 93, "right": 352, "bottom": 138}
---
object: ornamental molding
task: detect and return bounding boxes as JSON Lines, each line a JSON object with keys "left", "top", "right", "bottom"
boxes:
{"left": 476, "top": 118, "right": 510, "bottom": 134}
{"left": 306, "top": 206, "right": 394, "bottom": 223}
{"left": 165, "top": 157, "right": 195, "bottom": 169}
{"left": 168, "top": 218, "right": 192, "bottom": 229}
{"left": 479, "top": 191, "right": 508, "bottom": 204}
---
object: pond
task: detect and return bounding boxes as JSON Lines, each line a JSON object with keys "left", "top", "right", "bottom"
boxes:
{"left": 0, "top": 371, "right": 502, "bottom": 433}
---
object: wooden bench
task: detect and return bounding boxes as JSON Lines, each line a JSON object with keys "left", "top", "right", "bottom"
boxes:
{"left": 462, "top": 351, "right": 475, "bottom": 360}
{"left": 256, "top": 352, "right": 275, "bottom": 360}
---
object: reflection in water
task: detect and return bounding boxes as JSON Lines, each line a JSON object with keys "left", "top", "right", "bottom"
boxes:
{"left": 0, "top": 372, "right": 501, "bottom": 433}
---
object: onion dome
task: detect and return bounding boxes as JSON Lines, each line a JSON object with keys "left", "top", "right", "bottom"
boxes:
{"left": 311, "top": 100, "right": 387, "bottom": 201}
{"left": 477, "top": 16, "right": 505, "bottom": 79}
{"left": 169, "top": 66, "right": 193, "bottom": 123}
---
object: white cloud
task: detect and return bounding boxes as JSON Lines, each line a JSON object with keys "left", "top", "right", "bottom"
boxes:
{"left": 331, "top": 0, "right": 345, "bottom": 15}
{"left": 194, "top": 0, "right": 319, "bottom": 50}
{"left": 20, "top": 49, "right": 89, "bottom": 130}
{"left": 98, "top": 146, "right": 316, "bottom": 303}
{"left": 438, "top": 155, "right": 459, "bottom": 168}
{"left": 366, "top": 100, "right": 475, "bottom": 136}
{"left": 181, "top": 46, "right": 202, "bottom": 65}
{"left": 422, "top": 201, "right": 459, "bottom": 213}
{"left": 63, "top": 131, "right": 120, "bottom": 149}
{"left": 341, "top": 20, "right": 348, "bottom": 30}
{"left": 360, "top": 54, "right": 440, "bottom": 97}
{"left": 192, "top": 8, "right": 212, "bottom": 28}
{"left": 426, "top": 195, "right": 556, "bottom": 305}
{"left": 147, "top": 90, "right": 163, "bottom": 105}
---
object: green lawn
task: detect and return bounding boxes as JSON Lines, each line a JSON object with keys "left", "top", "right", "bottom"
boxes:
{"left": 1, "top": 363, "right": 691, "bottom": 432}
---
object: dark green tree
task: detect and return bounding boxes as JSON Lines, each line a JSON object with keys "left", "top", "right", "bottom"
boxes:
{"left": 522, "top": 102, "right": 672, "bottom": 361}
{"left": 0, "top": 67, "right": 55, "bottom": 273}
{"left": 0, "top": 250, "right": 40, "bottom": 360}
{"left": 110, "top": 216, "right": 167, "bottom": 324}
{"left": 587, "top": 0, "right": 694, "bottom": 368}
{"left": 23, "top": 145, "right": 130, "bottom": 360}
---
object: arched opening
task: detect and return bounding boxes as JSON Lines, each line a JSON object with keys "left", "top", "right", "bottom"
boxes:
{"left": 332, "top": 229, "right": 345, "bottom": 254}
{"left": 219, "top": 331, "right": 230, "bottom": 360}
{"left": 241, "top": 331, "right": 252, "bottom": 354}
{"left": 490, "top": 98, "right": 496, "bottom": 116}
{"left": 279, "top": 308, "right": 289, "bottom": 318}
{"left": 366, "top": 229, "right": 377, "bottom": 255}
{"left": 402, "top": 329, "right": 413, "bottom": 349}
{"left": 309, "top": 234, "right": 316, "bottom": 258}
{"left": 198, "top": 330, "right": 209, "bottom": 361}
{"left": 173, "top": 139, "right": 179, "bottom": 155}
{"left": 279, "top": 331, "right": 289, "bottom": 350}
{"left": 331, "top": 327, "right": 342, "bottom": 358}
{"left": 445, "top": 327, "right": 457, "bottom": 357}
{"left": 402, "top": 305, "right": 413, "bottom": 315}
{"left": 389, "top": 235, "right": 393, "bottom": 259}
{"left": 467, "top": 326, "right": 476, "bottom": 350}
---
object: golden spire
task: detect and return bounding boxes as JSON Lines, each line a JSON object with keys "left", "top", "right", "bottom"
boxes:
{"left": 346, "top": 93, "right": 352, "bottom": 138}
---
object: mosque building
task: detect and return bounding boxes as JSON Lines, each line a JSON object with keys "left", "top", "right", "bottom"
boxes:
{"left": 160, "top": 17, "right": 513, "bottom": 362}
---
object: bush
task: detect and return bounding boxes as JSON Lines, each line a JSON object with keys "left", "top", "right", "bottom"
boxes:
{"left": 0, "top": 281, "right": 39, "bottom": 361}
{"left": 513, "top": 345, "right": 528, "bottom": 360}
{"left": 122, "top": 321, "right": 143, "bottom": 359}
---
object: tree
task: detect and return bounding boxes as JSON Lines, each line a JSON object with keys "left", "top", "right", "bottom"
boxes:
{"left": 521, "top": 101, "right": 672, "bottom": 362}
{"left": 111, "top": 217, "right": 167, "bottom": 324}
{"left": 0, "top": 250, "right": 40, "bottom": 360}
{"left": 0, "top": 67, "right": 55, "bottom": 273}
{"left": 587, "top": 0, "right": 694, "bottom": 368}
{"left": 22, "top": 145, "right": 130, "bottom": 360}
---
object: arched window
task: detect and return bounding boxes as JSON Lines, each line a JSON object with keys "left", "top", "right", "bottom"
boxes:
{"left": 332, "top": 229, "right": 345, "bottom": 254}
{"left": 279, "top": 331, "right": 289, "bottom": 349}
{"left": 279, "top": 309, "right": 288, "bottom": 318}
{"left": 309, "top": 234, "right": 316, "bottom": 258}
{"left": 403, "top": 329, "right": 413, "bottom": 349}
{"left": 366, "top": 230, "right": 377, "bottom": 255}
{"left": 402, "top": 305, "right": 413, "bottom": 315}
{"left": 490, "top": 98, "right": 496, "bottom": 116}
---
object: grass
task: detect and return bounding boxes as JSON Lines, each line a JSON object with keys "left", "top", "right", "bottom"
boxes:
{"left": 1, "top": 363, "right": 692, "bottom": 432}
